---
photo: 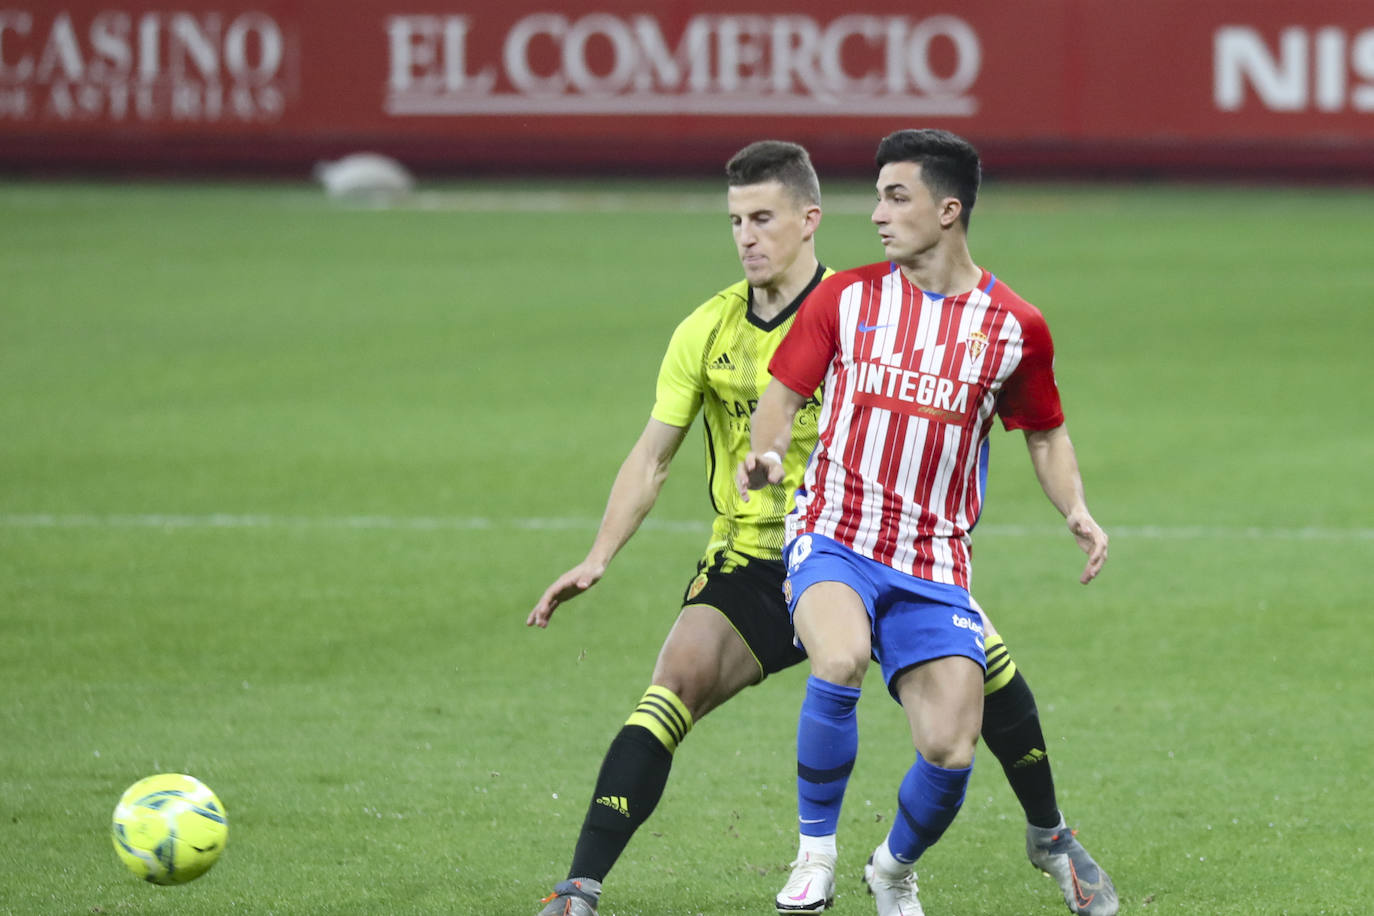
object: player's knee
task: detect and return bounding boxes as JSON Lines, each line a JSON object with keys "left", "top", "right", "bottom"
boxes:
{"left": 650, "top": 670, "right": 714, "bottom": 720}
{"left": 653, "top": 647, "right": 755, "bottom": 720}
{"left": 808, "top": 651, "right": 869, "bottom": 688}
{"left": 919, "top": 734, "right": 978, "bottom": 769}
{"left": 915, "top": 707, "right": 981, "bottom": 768}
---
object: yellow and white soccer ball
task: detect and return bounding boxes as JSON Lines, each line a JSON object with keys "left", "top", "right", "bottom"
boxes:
{"left": 111, "top": 773, "right": 228, "bottom": 885}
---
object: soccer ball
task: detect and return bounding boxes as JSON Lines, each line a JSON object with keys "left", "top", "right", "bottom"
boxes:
{"left": 111, "top": 773, "right": 228, "bottom": 885}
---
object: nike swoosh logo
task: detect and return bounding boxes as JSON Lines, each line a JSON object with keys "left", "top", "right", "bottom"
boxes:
{"left": 857, "top": 322, "right": 896, "bottom": 332}
{"left": 788, "top": 880, "right": 813, "bottom": 901}
{"left": 1070, "top": 862, "right": 1097, "bottom": 909}
{"left": 799, "top": 817, "right": 826, "bottom": 824}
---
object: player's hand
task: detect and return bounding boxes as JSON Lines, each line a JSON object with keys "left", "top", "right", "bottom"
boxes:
{"left": 1066, "top": 509, "right": 1108, "bottom": 584}
{"left": 734, "top": 450, "right": 785, "bottom": 501}
{"left": 527, "top": 561, "right": 606, "bottom": 627}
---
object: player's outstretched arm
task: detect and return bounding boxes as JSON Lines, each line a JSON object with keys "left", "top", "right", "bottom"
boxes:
{"left": 1023, "top": 424, "right": 1109, "bottom": 584}
{"left": 735, "top": 378, "right": 807, "bottom": 501}
{"left": 527, "top": 418, "right": 689, "bottom": 627}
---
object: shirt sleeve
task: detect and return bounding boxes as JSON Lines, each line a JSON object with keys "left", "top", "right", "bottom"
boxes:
{"left": 769, "top": 278, "right": 839, "bottom": 397}
{"left": 997, "top": 308, "right": 1065, "bottom": 431}
{"left": 650, "top": 312, "right": 705, "bottom": 428}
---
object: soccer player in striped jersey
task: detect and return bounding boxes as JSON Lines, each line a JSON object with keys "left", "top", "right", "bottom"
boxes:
{"left": 532, "top": 139, "right": 1114, "bottom": 916}
{"left": 738, "top": 129, "right": 1116, "bottom": 916}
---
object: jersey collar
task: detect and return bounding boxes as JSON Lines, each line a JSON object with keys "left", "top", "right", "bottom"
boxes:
{"left": 746, "top": 263, "right": 827, "bottom": 332}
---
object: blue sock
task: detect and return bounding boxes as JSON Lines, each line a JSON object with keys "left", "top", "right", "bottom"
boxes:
{"left": 886, "top": 752, "right": 973, "bottom": 864}
{"left": 796, "top": 675, "right": 861, "bottom": 836}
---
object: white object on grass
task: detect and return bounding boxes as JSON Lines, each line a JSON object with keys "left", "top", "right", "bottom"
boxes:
{"left": 313, "top": 153, "right": 414, "bottom": 199}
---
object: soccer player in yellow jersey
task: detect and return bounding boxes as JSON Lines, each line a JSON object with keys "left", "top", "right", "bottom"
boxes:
{"left": 528, "top": 141, "right": 1116, "bottom": 916}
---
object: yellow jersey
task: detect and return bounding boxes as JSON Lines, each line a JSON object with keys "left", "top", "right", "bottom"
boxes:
{"left": 651, "top": 265, "right": 828, "bottom": 560}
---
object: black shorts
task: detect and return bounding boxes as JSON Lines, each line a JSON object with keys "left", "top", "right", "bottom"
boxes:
{"left": 680, "top": 548, "right": 807, "bottom": 676}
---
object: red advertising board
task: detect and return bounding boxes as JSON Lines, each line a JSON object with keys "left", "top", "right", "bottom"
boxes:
{"left": 1, "top": 1, "right": 1371, "bottom": 177}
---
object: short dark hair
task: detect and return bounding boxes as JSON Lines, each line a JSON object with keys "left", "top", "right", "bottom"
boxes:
{"left": 875, "top": 129, "right": 980, "bottom": 229}
{"left": 726, "top": 140, "right": 821, "bottom": 207}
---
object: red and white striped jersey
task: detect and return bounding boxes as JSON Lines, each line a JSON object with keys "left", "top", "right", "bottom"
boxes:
{"left": 769, "top": 263, "right": 1064, "bottom": 587}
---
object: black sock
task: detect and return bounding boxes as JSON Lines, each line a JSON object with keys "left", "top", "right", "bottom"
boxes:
{"left": 567, "top": 724, "right": 675, "bottom": 882}
{"left": 981, "top": 640, "right": 1060, "bottom": 829}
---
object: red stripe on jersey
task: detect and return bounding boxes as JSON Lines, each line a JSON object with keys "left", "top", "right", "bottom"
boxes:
{"left": 774, "top": 263, "right": 1063, "bottom": 587}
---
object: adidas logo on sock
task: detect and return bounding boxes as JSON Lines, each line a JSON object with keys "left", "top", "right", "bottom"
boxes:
{"left": 708, "top": 352, "right": 735, "bottom": 371}
{"left": 1013, "top": 748, "right": 1047, "bottom": 769}
{"left": 595, "top": 795, "right": 630, "bottom": 817}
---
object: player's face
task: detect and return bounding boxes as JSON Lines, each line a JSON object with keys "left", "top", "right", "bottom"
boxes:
{"left": 872, "top": 162, "right": 950, "bottom": 263}
{"left": 728, "top": 181, "right": 812, "bottom": 290}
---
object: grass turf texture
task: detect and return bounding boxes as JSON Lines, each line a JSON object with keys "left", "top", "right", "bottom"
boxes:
{"left": 1, "top": 179, "right": 1371, "bottom": 915}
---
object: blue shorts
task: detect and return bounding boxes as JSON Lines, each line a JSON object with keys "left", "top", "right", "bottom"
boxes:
{"left": 783, "top": 533, "right": 986, "bottom": 698}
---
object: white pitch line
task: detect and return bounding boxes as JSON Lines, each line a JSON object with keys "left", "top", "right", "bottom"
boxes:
{"left": 0, "top": 514, "right": 1370, "bottom": 541}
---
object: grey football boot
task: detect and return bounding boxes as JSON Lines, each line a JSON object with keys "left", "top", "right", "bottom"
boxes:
{"left": 1026, "top": 819, "right": 1118, "bottom": 915}
{"left": 537, "top": 877, "right": 600, "bottom": 916}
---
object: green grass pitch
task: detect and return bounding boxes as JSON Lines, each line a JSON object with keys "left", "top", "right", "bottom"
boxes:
{"left": 1, "top": 177, "right": 1371, "bottom": 914}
